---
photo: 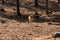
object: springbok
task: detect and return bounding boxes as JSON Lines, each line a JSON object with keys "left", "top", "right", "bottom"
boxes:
{"left": 28, "top": 12, "right": 39, "bottom": 23}
{"left": 28, "top": 12, "right": 34, "bottom": 23}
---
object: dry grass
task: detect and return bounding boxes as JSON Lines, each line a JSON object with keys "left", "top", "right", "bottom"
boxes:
{"left": 0, "top": 0, "right": 60, "bottom": 40}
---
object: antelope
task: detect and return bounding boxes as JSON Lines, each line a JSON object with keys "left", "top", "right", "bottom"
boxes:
{"left": 28, "top": 12, "right": 34, "bottom": 23}
{"left": 28, "top": 12, "right": 39, "bottom": 23}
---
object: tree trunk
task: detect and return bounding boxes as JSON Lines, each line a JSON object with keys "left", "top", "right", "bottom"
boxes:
{"left": 58, "top": 0, "right": 60, "bottom": 4}
{"left": 16, "top": 0, "right": 21, "bottom": 16}
{"left": 35, "top": 0, "right": 38, "bottom": 6}
{"left": 46, "top": 0, "right": 48, "bottom": 15}
{"left": 2, "top": 0, "right": 4, "bottom": 4}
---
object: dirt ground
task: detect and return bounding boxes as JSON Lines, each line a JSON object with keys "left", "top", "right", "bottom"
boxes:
{"left": 0, "top": 0, "right": 60, "bottom": 40}
{"left": 0, "top": 13, "right": 60, "bottom": 40}
{"left": 0, "top": 6, "right": 60, "bottom": 40}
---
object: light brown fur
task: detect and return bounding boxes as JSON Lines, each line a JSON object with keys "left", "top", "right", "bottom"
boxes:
{"left": 28, "top": 14, "right": 34, "bottom": 23}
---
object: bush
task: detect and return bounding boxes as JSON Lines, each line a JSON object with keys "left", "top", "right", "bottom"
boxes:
{"left": 0, "top": 8, "right": 5, "bottom": 12}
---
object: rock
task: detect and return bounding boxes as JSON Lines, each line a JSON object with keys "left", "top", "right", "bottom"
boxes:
{"left": 53, "top": 32, "right": 60, "bottom": 38}
{"left": 0, "top": 8, "right": 5, "bottom": 12}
